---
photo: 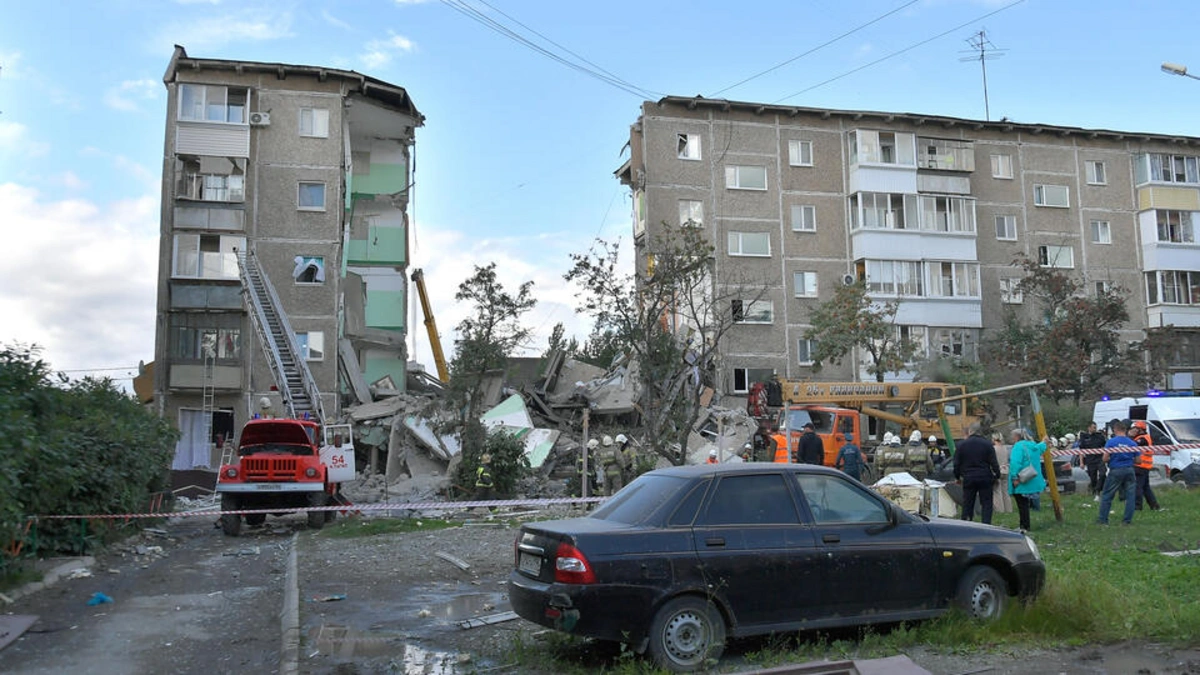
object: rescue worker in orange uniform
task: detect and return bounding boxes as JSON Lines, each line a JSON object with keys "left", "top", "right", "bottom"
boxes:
{"left": 772, "top": 426, "right": 790, "bottom": 463}
{"left": 1130, "top": 421, "right": 1162, "bottom": 511}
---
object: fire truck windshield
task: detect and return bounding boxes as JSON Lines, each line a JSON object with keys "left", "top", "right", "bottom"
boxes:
{"left": 784, "top": 408, "right": 833, "bottom": 433}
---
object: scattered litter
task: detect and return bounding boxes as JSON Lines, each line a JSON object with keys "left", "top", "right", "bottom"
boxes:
{"left": 435, "top": 551, "right": 471, "bottom": 572}
{"left": 457, "top": 611, "right": 519, "bottom": 629}
{"left": 310, "top": 594, "right": 347, "bottom": 602}
{"left": 143, "top": 528, "right": 170, "bottom": 537}
{"left": 66, "top": 568, "right": 93, "bottom": 580}
{"left": 0, "top": 592, "right": 13, "bottom": 605}
{"left": 482, "top": 603, "right": 495, "bottom": 611}
{"left": 224, "top": 546, "right": 261, "bottom": 557}
{"left": 207, "top": 591, "right": 224, "bottom": 597}
{"left": 417, "top": 609, "right": 432, "bottom": 618}
{"left": 106, "top": 568, "right": 120, "bottom": 575}
{"left": 86, "top": 592, "right": 113, "bottom": 606}
{"left": 1162, "top": 549, "right": 1200, "bottom": 557}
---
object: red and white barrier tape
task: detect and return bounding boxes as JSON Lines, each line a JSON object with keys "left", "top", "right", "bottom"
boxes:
{"left": 33, "top": 496, "right": 607, "bottom": 521}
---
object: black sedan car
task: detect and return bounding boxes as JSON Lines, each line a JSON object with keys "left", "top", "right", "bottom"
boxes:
{"left": 509, "top": 463, "right": 1044, "bottom": 672}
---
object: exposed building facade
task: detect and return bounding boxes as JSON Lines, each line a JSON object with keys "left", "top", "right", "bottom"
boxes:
{"left": 154, "top": 46, "right": 422, "bottom": 470}
{"left": 618, "top": 96, "right": 1200, "bottom": 403}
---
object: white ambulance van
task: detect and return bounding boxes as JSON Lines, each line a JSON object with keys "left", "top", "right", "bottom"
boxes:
{"left": 1092, "top": 396, "right": 1200, "bottom": 481}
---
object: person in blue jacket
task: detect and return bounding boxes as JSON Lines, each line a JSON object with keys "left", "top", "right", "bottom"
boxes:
{"left": 1096, "top": 419, "right": 1139, "bottom": 525}
{"left": 1007, "top": 428, "right": 1048, "bottom": 532}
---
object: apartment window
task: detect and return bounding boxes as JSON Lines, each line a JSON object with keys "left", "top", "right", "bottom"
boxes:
{"left": 852, "top": 192, "right": 918, "bottom": 230}
{"left": 1095, "top": 280, "right": 1112, "bottom": 296}
{"left": 293, "top": 256, "right": 325, "bottom": 284}
{"left": 1086, "top": 160, "right": 1107, "bottom": 185}
{"left": 797, "top": 338, "right": 816, "bottom": 364}
{"left": 298, "top": 182, "right": 326, "bottom": 211}
{"left": 788, "top": 139, "right": 813, "bottom": 166}
{"left": 633, "top": 190, "right": 646, "bottom": 237}
{"left": 896, "top": 325, "right": 927, "bottom": 360}
{"left": 920, "top": 195, "right": 976, "bottom": 232}
{"left": 995, "top": 215, "right": 1017, "bottom": 241}
{"left": 791, "top": 204, "right": 816, "bottom": 232}
{"left": 172, "top": 233, "right": 244, "bottom": 280}
{"left": 1000, "top": 278, "right": 1023, "bottom": 304}
{"left": 990, "top": 154, "right": 1013, "bottom": 179}
{"left": 1038, "top": 244, "right": 1075, "bottom": 268}
{"left": 928, "top": 262, "right": 980, "bottom": 298}
{"left": 728, "top": 231, "right": 770, "bottom": 257}
{"left": 678, "top": 199, "right": 703, "bottom": 227}
{"left": 175, "top": 155, "right": 246, "bottom": 202}
{"left": 865, "top": 260, "right": 923, "bottom": 296}
{"left": 168, "top": 313, "right": 242, "bottom": 362}
{"left": 732, "top": 299, "right": 774, "bottom": 324}
{"left": 178, "top": 84, "right": 247, "bottom": 123}
{"left": 299, "top": 108, "right": 330, "bottom": 138}
{"left": 1145, "top": 153, "right": 1200, "bottom": 184}
{"left": 732, "top": 367, "right": 775, "bottom": 394}
{"left": 1090, "top": 220, "right": 1112, "bottom": 244}
{"left": 725, "top": 165, "right": 767, "bottom": 190}
{"left": 932, "top": 328, "right": 975, "bottom": 360}
{"left": 677, "top": 133, "right": 701, "bottom": 160}
{"left": 918, "top": 138, "right": 975, "bottom": 171}
{"left": 794, "top": 272, "right": 818, "bottom": 297}
{"left": 1034, "top": 184, "right": 1070, "bottom": 208}
{"left": 849, "top": 130, "right": 915, "bottom": 166}
{"left": 1156, "top": 210, "right": 1195, "bottom": 243}
{"left": 297, "top": 331, "right": 325, "bottom": 361}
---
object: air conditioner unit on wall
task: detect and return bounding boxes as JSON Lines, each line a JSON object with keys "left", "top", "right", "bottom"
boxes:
{"left": 842, "top": 274, "right": 856, "bottom": 286}
{"left": 248, "top": 112, "right": 271, "bottom": 126}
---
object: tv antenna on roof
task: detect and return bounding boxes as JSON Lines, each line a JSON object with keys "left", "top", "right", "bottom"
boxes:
{"left": 960, "top": 30, "right": 1007, "bottom": 121}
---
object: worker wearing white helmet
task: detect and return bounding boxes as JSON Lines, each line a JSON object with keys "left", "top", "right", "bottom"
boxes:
{"left": 909, "top": 430, "right": 924, "bottom": 445}
{"left": 707, "top": 448, "right": 719, "bottom": 464}
{"left": 586, "top": 438, "right": 599, "bottom": 450}
{"left": 615, "top": 433, "right": 628, "bottom": 445}
{"left": 601, "top": 435, "right": 623, "bottom": 495}
{"left": 882, "top": 432, "right": 895, "bottom": 445}
{"left": 602, "top": 435, "right": 614, "bottom": 447}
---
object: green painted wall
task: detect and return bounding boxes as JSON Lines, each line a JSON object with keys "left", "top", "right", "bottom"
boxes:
{"left": 363, "top": 356, "right": 407, "bottom": 391}
{"left": 346, "top": 225, "right": 406, "bottom": 266}
{"left": 365, "top": 289, "right": 406, "bottom": 330}
{"left": 349, "top": 163, "right": 408, "bottom": 196}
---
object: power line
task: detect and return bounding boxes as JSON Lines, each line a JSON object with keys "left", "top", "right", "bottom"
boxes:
{"left": 59, "top": 366, "right": 140, "bottom": 373}
{"left": 438, "top": 0, "right": 659, "bottom": 100}
{"left": 774, "top": 0, "right": 1026, "bottom": 104}
{"left": 710, "top": 0, "right": 921, "bottom": 98}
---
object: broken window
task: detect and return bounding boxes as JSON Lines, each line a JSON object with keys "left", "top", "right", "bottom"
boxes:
{"left": 297, "top": 331, "right": 325, "bottom": 361}
{"left": 293, "top": 256, "right": 325, "bottom": 284}
{"left": 732, "top": 299, "right": 773, "bottom": 324}
{"left": 176, "top": 155, "right": 246, "bottom": 202}
{"left": 168, "top": 313, "right": 241, "bottom": 362}
{"left": 178, "top": 84, "right": 247, "bottom": 123}
{"left": 732, "top": 367, "right": 775, "bottom": 394}
{"left": 677, "top": 133, "right": 701, "bottom": 160}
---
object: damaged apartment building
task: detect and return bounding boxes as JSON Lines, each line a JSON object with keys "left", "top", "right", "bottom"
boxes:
{"left": 617, "top": 96, "right": 1200, "bottom": 405}
{"left": 152, "top": 46, "right": 423, "bottom": 472}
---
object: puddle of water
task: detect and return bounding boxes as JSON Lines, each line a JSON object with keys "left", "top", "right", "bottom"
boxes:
{"left": 426, "top": 592, "right": 504, "bottom": 621}
{"left": 307, "top": 624, "right": 464, "bottom": 674}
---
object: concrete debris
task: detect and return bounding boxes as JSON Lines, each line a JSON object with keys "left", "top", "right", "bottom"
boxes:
{"left": 434, "top": 551, "right": 471, "bottom": 572}
{"left": 456, "top": 611, "right": 518, "bottom": 629}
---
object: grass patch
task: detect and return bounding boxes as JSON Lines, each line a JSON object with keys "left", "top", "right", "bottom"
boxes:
{"left": 316, "top": 517, "right": 458, "bottom": 538}
{"left": 0, "top": 564, "right": 43, "bottom": 593}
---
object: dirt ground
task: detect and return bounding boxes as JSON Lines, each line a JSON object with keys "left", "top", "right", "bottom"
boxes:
{"left": 5, "top": 507, "right": 1200, "bottom": 674}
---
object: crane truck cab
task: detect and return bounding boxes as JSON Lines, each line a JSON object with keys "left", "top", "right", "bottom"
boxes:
{"left": 1093, "top": 396, "right": 1200, "bottom": 484}
{"left": 215, "top": 418, "right": 355, "bottom": 536}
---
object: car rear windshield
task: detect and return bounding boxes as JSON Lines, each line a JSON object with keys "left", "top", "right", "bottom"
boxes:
{"left": 589, "top": 474, "right": 689, "bottom": 525}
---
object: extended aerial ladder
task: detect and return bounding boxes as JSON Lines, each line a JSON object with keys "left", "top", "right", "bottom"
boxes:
{"left": 410, "top": 268, "right": 450, "bottom": 383}
{"left": 237, "top": 248, "right": 326, "bottom": 425}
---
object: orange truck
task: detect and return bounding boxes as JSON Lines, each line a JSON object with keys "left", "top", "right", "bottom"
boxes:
{"left": 773, "top": 381, "right": 982, "bottom": 466}
{"left": 215, "top": 418, "right": 355, "bottom": 536}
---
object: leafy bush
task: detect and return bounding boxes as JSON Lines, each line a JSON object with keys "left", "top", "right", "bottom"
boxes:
{"left": 453, "top": 420, "right": 530, "bottom": 499}
{"left": 0, "top": 345, "right": 178, "bottom": 572}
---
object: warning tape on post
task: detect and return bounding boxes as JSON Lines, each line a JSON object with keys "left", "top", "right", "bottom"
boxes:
{"left": 32, "top": 496, "right": 607, "bottom": 521}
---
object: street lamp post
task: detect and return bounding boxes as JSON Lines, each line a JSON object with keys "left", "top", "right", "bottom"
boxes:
{"left": 1162, "top": 62, "right": 1200, "bottom": 81}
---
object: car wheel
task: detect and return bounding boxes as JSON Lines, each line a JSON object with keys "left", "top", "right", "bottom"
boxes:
{"left": 647, "top": 596, "right": 725, "bottom": 673}
{"left": 956, "top": 565, "right": 1008, "bottom": 620}
{"left": 307, "top": 492, "right": 327, "bottom": 530}
{"left": 220, "top": 494, "right": 241, "bottom": 537}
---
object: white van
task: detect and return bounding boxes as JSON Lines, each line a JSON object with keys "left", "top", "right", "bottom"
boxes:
{"left": 1092, "top": 396, "right": 1200, "bottom": 480}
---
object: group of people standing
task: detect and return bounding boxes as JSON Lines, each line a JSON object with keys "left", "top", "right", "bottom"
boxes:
{"left": 952, "top": 424, "right": 1057, "bottom": 532}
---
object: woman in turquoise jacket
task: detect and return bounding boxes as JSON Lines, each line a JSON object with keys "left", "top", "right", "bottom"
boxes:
{"left": 1007, "top": 429, "right": 1049, "bottom": 532}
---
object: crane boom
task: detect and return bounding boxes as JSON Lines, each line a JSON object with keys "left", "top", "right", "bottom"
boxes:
{"left": 410, "top": 268, "right": 450, "bottom": 383}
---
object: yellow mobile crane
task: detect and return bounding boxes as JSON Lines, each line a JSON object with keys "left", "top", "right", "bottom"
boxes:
{"left": 410, "top": 269, "right": 450, "bottom": 383}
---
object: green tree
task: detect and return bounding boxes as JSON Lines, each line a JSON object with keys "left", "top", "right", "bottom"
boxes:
{"left": 802, "top": 281, "right": 919, "bottom": 382}
{"left": 576, "top": 322, "right": 623, "bottom": 369}
{"left": 566, "top": 224, "right": 767, "bottom": 465}
{"left": 453, "top": 426, "right": 531, "bottom": 498}
{"left": 542, "top": 322, "right": 579, "bottom": 358}
{"left": 981, "top": 254, "right": 1138, "bottom": 404}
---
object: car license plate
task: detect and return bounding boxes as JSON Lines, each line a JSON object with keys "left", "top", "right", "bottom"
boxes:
{"left": 518, "top": 551, "right": 541, "bottom": 575}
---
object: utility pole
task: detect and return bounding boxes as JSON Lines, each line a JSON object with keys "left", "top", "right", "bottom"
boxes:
{"left": 960, "top": 30, "right": 1006, "bottom": 121}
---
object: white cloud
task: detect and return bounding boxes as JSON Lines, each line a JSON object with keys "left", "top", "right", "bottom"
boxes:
{"left": 321, "top": 9, "right": 352, "bottom": 31}
{"left": 54, "top": 171, "right": 89, "bottom": 191}
{"left": 361, "top": 33, "right": 416, "bottom": 70}
{"left": 0, "top": 121, "right": 50, "bottom": 158}
{"left": 0, "top": 183, "right": 160, "bottom": 375}
{"left": 0, "top": 51, "right": 24, "bottom": 79}
{"left": 158, "top": 9, "right": 294, "bottom": 51}
{"left": 104, "top": 78, "right": 161, "bottom": 112}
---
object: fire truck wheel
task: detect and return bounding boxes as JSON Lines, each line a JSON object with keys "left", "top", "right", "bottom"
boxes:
{"left": 307, "top": 492, "right": 327, "bottom": 530}
{"left": 220, "top": 494, "right": 242, "bottom": 537}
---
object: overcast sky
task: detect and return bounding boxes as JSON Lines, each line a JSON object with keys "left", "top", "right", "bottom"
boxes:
{"left": 3, "top": 0, "right": 1200, "bottom": 387}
